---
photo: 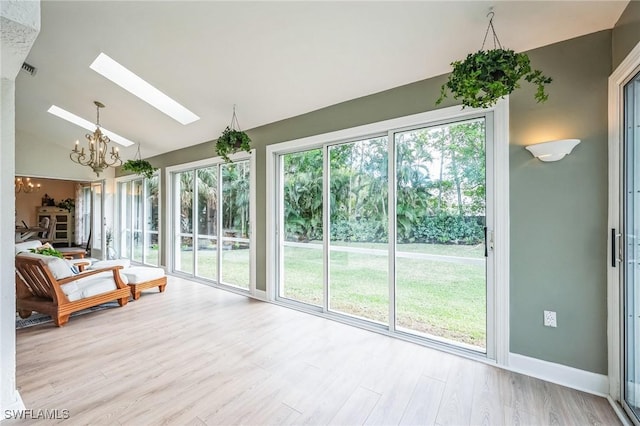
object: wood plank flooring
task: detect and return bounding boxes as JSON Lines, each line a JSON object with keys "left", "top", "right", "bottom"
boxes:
{"left": 12, "top": 276, "right": 621, "bottom": 425}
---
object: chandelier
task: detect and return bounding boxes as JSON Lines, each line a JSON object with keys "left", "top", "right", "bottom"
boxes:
{"left": 15, "top": 177, "right": 41, "bottom": 193}
{"left": 70, "top": 101, "right": 122, "bottom": 176}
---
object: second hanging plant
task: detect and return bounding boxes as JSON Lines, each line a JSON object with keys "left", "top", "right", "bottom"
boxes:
{"left": 216, "top": 105, "right": 252, "bottom": 162}
{"left": 122, "top": 144, "right": 158, "bottom": 179}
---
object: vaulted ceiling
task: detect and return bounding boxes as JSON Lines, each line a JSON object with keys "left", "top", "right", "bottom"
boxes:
{"left": 16, "top": 1, "right": 628, "bottom": 161}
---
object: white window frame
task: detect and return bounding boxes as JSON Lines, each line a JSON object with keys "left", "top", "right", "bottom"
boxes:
{"left": 165, "top": 150, "right": 257, "bottom": 296}
{"left": 266, "top": 102, "right": 510, "bottom": 365}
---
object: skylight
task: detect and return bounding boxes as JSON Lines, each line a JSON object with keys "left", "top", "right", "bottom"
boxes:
{"left": 90, "top": 53, "right": 200, "bottom": 125}
{"left": 47, "top": 105, "right": 135, "bottom": 147}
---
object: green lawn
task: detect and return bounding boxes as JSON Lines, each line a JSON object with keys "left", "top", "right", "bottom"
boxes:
{"left": 282, "top": 242, "right": 486, "bottom": 348}
{"left": 144, "top": 241, "right": 486, "bottom": 348}
{"left": 175, "top": 248, "right": 250, "bottom": 289}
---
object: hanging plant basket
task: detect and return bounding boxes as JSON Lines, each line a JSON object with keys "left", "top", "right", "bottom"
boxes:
{"left": 216, "top": 105, "right": 252, "bottom": 162}
{"left": 436, "top": 13, "right": 552, "bottom": 109}
{"left": 122, "top": 159, "right": 157, "bottom": 179}
{"left": 122, "top": 145, "right": 157, "bottom": 179}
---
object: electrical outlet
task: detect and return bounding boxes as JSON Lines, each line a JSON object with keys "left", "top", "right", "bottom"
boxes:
{"left": 544, "top": 310, "right": 557, "bottom": 327}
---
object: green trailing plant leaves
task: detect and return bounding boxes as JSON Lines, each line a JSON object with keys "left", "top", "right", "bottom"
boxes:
{"left": 122, "top": 159, "right": 157, "bottom": 179}
{"left": 216, "top": 126, "right": 252, "bottom": 163}
{"left": 29, "top": 246, "right": 64, "bottom": 258}
{"left": 436, "top": 48, "right": 552, "bottom": 109}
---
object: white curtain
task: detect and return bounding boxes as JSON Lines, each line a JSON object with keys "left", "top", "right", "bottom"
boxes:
{"left": 74, "top": 183, "right": 84, "bottom": 245}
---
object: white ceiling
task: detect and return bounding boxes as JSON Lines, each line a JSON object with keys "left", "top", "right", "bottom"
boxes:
{"left": 16, "top": 1, "right": 628, "bottom": 160}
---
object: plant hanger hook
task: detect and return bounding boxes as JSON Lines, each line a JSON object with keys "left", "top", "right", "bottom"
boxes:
{"left": 229, "top": 104, "right": 242, "bottom": 131}
{"left": 481, "top": 10, "right": 503, "bottom": 51}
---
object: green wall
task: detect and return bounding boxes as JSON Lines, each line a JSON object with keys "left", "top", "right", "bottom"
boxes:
{"left": 135, "top": 29, "right": 622, "bottom": 375}
{"left": 613, "top": 0, "right": 640, "bottom": 69}
{"left": 509, "top": 31, "right": 610, "bottom": 374}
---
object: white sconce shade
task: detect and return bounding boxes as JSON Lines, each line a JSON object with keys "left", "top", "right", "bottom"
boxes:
{"left": 525, "top": 139, "right": 581, "bottom": 162}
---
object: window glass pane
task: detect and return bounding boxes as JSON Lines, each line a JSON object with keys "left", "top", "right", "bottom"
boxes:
{"left": 329, "top": 137, "right": 389, "bottom": 324}
{"left": 132, "top": 179, "right": 144, "bottom": 263}
{"left": 624, "top": 72, "right": 640, "bottom": 421}
{"left": 221, "top": 161, "right": 250, "bottom": 289}
{"left": 395, "top": 118, "right": 487, "bottom": 350}
{"left": 82, "top": 187, "right": 91, "bottom": 245}
{"left": 176, "top": 171, "right": 194, "bottom": 273}
{"left": 145, "top": 176, "right": 159, "bottom": 266}
{"left": 196, "top": 167, "right": 217, "bottom": 281}
{"left": 121, "top": 181, "right": 131, "bottom": 259}
{"left": 117, "top": 182, "right": 127, "bottom": 258}
{"left": 280, "top": 149, "right": 323, "bottom": 307}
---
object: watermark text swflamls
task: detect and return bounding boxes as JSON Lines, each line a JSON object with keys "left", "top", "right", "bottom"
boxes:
{"left": 4, "top": 409, "right": 70, "bottom": 420}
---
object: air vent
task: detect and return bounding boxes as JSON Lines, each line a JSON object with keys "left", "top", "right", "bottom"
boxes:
{"left": 21, "top": 62, "right": 37, "bottom": 76}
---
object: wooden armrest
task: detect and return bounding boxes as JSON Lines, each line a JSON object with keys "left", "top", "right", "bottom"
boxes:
{"left": 73, "top": 261, "right": 90, "bottom": 272}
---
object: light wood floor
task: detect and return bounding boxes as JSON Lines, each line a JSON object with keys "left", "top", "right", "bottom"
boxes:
{"left": 13, "top": 276, "right": 621, "bottom": 425}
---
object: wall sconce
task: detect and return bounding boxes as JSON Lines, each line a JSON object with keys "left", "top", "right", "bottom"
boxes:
{"left": 525, "top": 139, "right": 581, "bottom": 162}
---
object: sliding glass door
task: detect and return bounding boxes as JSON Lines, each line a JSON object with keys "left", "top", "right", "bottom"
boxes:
{"left": 171, "top": 159, "right": 252, "bottom": 290}
{"left": 624, "top": 70, "right": 640, "bottom": 424}
{"left": 395, "top": 120, "right": 487, "bottom": 350}
{"left": 117, "top": 175, "right": 159, "bottom": 266}
{"left": 276, "top": 115, "right": 491, "bottom": 353}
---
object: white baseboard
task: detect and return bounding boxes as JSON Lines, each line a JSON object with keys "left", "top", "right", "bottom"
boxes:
{"left": 251, "top": 289, "right": 267, "bottom": 301}
{"left": 508, "top": 353, "right": 609, "bottom": 396}
{"left": 0, "top": 391, "right": 25, "bottom": 424}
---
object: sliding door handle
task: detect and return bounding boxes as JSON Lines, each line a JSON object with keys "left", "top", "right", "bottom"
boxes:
{"left": 484, "top": 227, "right": 488, "bottom": 257}
{"left": 611, "top": 228, "right": 621, "bottom": 267}
{"left": 483, "top": 227, "right": 494, "bottom": 257}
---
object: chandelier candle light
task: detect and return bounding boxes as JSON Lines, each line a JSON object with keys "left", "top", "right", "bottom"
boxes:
{"left": 15, "top": 177, "right": 41, "bottom": 193}
{"left": 70, "top": 101, "right": 122, "bottom": 176}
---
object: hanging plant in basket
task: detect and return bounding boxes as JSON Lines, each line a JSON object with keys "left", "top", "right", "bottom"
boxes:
{"left": 216, "top": 105, "right": 252, "bottom": 162}
{"left": 122, "top": 145, "right": 158, "bottom": 179}
{"left": 436, "top": 13, "right": 552, "bottom": 109}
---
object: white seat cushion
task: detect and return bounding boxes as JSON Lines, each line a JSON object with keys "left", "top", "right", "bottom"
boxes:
{"left": 89, "top": 259, "right": 131, "bottom": 269}
{"left": 16, "top": 252, "right": 77, "bottom": 280}
{"left": 87, "top": 259, "right": 130, "bottom": 284}
{"left": 89, "top": 259, "right": 131, "bottom": 270}
{"left": 121, "top": 266, "right": 165, "bottom": 284}
{"left": 15, "top": 241, "right": 43, "bottom": 255}
{"left": 60, "top": 271, "right": 118, "bottom": 302}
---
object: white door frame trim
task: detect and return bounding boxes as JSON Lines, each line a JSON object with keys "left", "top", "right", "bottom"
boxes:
{"left": 607, "top": 40, "right": 640, "bottom": 403}
{"left": 265, "top": 101, "right": 510, "bottom": 365}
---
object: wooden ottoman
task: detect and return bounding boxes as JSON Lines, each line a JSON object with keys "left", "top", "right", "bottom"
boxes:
{"left": 121, "top": 267, "right": 167, "bottom": 300}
